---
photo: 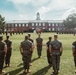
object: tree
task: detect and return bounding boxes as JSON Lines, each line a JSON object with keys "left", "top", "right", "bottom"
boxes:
{"left": 63, "top": 13, "right": 76, "bottom": 29}
{"left": 0, "top": 15, "right": 6, "bottom": 34}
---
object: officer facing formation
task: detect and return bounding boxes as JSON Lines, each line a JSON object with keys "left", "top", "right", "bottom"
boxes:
{"left": 28, "top": 33, "right": 34, "bottom": 66}
{"left": 20, "top": 35, "right": 33, "bottom": 74}
{"left": 49, "top": 34, "right": 63, "bottom": 75}
{"left": 4, "top": 34, "right": 12, "bottom": 67}
{"left": 36, "top": 33, "right": 43, "bottom": 58}
{"left": 46, "top": 37, "right": 52, "bottom": 67}
{"left": 72, "top": 41, "right": 76, "bottom": 73}
{"left": 0, "top": 35, "right": 7, "bottom": 74}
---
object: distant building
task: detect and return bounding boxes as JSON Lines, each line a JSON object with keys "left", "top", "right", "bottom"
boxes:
{"left": 6, "top": 13, "right": 64, "bottom": 32}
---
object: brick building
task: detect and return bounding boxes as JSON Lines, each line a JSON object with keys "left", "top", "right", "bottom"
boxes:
{"left": 6, "top": 13, "right": 64, "bottom": 32}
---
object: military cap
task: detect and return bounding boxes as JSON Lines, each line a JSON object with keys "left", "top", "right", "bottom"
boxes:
{"left": 54, "top": 34, "right": 58, "bottom": 37}
{"left": 25, "top": 35, "right": 28, "bottom": 38}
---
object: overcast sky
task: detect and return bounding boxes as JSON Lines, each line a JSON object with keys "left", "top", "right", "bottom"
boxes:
{"left": 0, "top": 0, "right": 76, "bottom": 21}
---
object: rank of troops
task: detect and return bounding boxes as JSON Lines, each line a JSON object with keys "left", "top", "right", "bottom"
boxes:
{"left": 0, "top": 33, "right": 76, "bottom": 75}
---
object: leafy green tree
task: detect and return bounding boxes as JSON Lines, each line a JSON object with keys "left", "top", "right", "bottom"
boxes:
{"left": 63, "top": 13, "right": 76, "bottom": 29}
{"left": 0, "top": 15, "right": 6, "bottom": 34}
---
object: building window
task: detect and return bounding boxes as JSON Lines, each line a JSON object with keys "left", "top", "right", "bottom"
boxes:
{"left": 56, "top": 23, "right": 58, "bottom": 26}
{"left": 49, "top": 23, "right": 51, "bottom": 26}
{"left": 15, "top": 24, "right": 17, "bottom": 27}
{"left": 19, "top": 24, "right": 21, "bottom": 27}
{"left": 52, "top": 23, "right": 54, "bottom": 26}
{"left": 22, "top": 24, "right": 25, "bottom": 27}
{"left": 32, "top": 23, "right": 34, "bottom": 26}
{"left": 36, "top": 23, "right": 38, "bottom": 26}
{"left": 39, "top": 23, "right": 41, "bottom": 26}
{"left": 32, "top": 28, "right": 34, "bottom": 29}
{"left": 43, "top": 23, "right": 45, "bottom": 26}
{"left": 49, "top": 28, "right": 51, "bottom": 31}
{"left": 52, "top": 28, "right": 54, "bottom": 31}
{"left": 26, "top": 24, "right": 28, "bottom": 27}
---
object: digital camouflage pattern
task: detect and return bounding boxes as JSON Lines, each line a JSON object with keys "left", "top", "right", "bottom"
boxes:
{"left": 0, "top": 41, "right": 6, "bottom": 71}
{"left": 4, "top": 39, "right": 12, "bottom": 65}
{"left": 50, "top": 40, "right": 62, "bottom": 71}
{"left": 21, "top": 40, "right": 32, "bottom": 70}
{"left": 36, "top": 37, "right": 43, "bottom": 57}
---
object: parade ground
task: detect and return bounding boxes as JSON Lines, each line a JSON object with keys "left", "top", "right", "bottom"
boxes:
{"left": 3, "top": 32, "right": 76, "bottom": 75}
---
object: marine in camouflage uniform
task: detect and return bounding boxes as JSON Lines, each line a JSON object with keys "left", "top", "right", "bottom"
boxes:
{"left": 4, "top": 34, "right": 12, "bottom": 67}
{"left": 0, "top": 35, "right": 7, "bottom": 74}
{"left": 20, "top": 35, "right": 33, "bottom": 74}
{"left": 46, "top": 37, "right": 52, "bottom": 66}
{"left": 49, "top": 34, "right": 63, "bottom": 75}
{"left": 72, "top": 41, "right": 76, "bottom": 73}
{"left": 36, "top": 33, "right": 43, "bottom": 58}
{"left": 28, "top": 33, "right": 34, "bottom": 66}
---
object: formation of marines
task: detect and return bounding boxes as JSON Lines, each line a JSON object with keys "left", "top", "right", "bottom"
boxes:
{"left": 0, "top": 33, "right": 76, "bottom": 75}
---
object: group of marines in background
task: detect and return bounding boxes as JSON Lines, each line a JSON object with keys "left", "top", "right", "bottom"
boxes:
{"left": 0, "top": 33, "right": 76, "bottom": 75}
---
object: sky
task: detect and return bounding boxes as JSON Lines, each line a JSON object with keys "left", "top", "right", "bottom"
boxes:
{"left": 0, "top": 0, "right": 76, "bottom": 21}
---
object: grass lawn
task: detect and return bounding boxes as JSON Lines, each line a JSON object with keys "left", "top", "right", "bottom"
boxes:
{"left": 3, "top": 32, "right": 76, "bottom": 75}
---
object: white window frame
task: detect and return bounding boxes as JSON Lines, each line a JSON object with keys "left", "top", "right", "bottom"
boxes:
{"left": 56, "top": 23, "right": 58, "bottom": 26}
{"left": 26, "top": 23, "right": 28, "bottom": 27}
{"left": 19, "top": 24, "right": 21, "bottom": 27}
{"left": 49, "top": 23, "right": 51, "bottom": 26}
{"left": 52, "top": 28, "right": 54, "bottom": 31}
{"left": 36, "top": 23, "right": 38, "bottom": 26}
{"left": 32, "top": 23, "right": 34, "bottom": 26}
{"left": 22, "top": 24, "right": 25, "bottom": 27}
{"left": 43, "top": 23, "right": 45, "bottom": 26}
{"left": 52, "top": 23, "right": 54, "bottom": 26}
{"left": 49, "top": 28, "right": 51, "bottom": 31}
{"left": 39, "top": 23, "right": 41, "bottom": 26}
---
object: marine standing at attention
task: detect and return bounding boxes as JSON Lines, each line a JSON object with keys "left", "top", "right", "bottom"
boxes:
{"left": 4, "top": 34, "right": 12, "bottom": 67}
{"left": 49, "top": 34, "right": 63, "bottom": 75}
{"left": 20, "top": 35, "right": 33, "bottom": 74}
{"left": 36, "top": 33, "right": 43, "bottom": 58}
{"left": 0, "top": 35, "right": 7, "bottom": 74}
{"left": 46, "top": 37, "right": 52, "bottom": 67}
{"left": 27, "top": 33, "right": 34, "bottom": 66}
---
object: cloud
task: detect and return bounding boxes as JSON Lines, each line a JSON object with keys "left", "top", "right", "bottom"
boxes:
{"left": 7, "top": 0, "right": 31, "bottom": 5}
{"left": 62, "top": 7, "right": 76, "bottom": 20}
{"left": 7, "top": 0, "right": 50, "bottom": 6}
{"left": 6, "top": 0, "right": 76, "bottom": 20}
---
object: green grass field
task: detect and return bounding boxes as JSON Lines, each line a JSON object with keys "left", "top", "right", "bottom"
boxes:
{"left": 3, "top": 32, "right": 76, "bottom": 75}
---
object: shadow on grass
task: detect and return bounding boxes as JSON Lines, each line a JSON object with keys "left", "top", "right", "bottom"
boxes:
{"left": 17, "top": 63, "right": 23, "bottom": 67}
{"left": 32, "top": 66, "right": 51, "bottom": 75}
{"left": 32, "top": 57, "right": 39, "bottom": 62}
{"left": 17, "top": 57, "right": 39, "bottom": 67}
{"left": 6, "top": 67, "right": 23, "bottom": 75}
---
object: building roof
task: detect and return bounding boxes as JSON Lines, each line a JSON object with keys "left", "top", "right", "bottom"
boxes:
{"left": 6, "top": 20, "right": 63, "bottom": 24}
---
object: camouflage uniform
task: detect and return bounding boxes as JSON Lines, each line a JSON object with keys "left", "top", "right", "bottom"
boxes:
{"left": 46, "top": 40, "right": 52, "bottom": 65}
{"left": 0, "top": 38, "right": 6, "bottom": 72}
{"left": 50, "top": 40, "right": 62, "bottom": 72}
{"left": 29, "top": 38, "right": 34, "bottom": 63}
{"left": 36, "top": 37, "right": 43, "bottom": 57}
{"left": 4, "top": 39, "right": 12, "bottom": 66}
{"left": 72, "top": 41, "right": 76, "bottom": 67}
{"left": 20, "top": 40, "right": 33, "bottom": 70}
